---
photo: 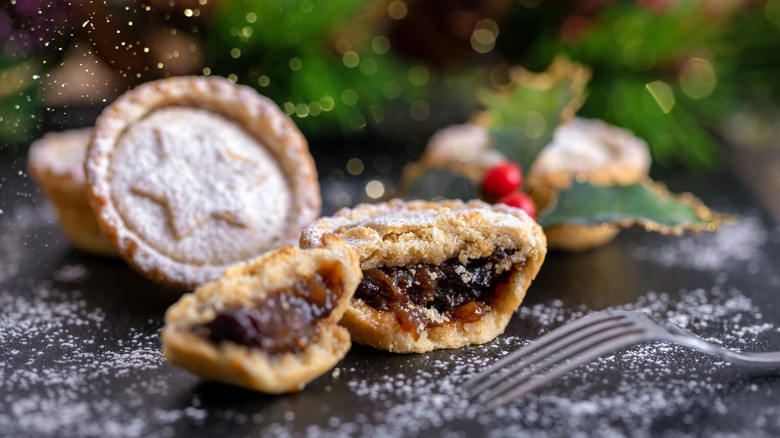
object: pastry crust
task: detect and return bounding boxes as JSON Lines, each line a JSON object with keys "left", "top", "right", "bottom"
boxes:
{"left": 85, "top": 76, "right": 321, "bottom": 289}
{"left": 401, "top": 123, "right": 504, "bottom": 184}
{"left": 530, "top": 118, "right": 650, "bottom": 251}
{"left": 27, "top": 128, "right": 117, "bottom": 256}
{"left": 300, "top": 199, "right": 547, "bottom": 353}
{"left": 403, "top": 118, "right": 650, "bottom": 252}
{"left": 527, "top": 117, "right": 651, "bottom": 192}
{"left": 542, "top": 224, "right": 621, "bottom": 253}
{"left": 161, "top": 235, "right": 361, "bottom": 393}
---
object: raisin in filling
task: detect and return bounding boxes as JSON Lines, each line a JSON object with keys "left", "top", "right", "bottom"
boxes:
{"left": 355, "top": 249, "right": 518, "bottom": 340}
{"left": 196, "top": 264, "right": 343, "bottom": 355}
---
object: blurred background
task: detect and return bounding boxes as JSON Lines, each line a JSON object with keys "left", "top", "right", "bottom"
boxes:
{"left": 2, "top": 0, "right": 780, "bottom": 212}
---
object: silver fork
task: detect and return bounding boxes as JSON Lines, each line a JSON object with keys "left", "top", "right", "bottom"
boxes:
{"left": 463, "top": 310, "right": 780, "bottom": 409}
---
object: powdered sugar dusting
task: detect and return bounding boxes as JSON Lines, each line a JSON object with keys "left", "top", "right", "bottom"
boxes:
{"left": 0, "top": 203, "right": 55, "bottom": 284}
{"left": 3, "top": 176, "right": 780, "bottom": 436}
{"left": 85, "top": 76, "right": 321, "bottom": 289}
{"left": 0, "top": 228, "right": 23, "bottom": 284}
{"left": 290, "top": 279, "right": 779, "bottom": 438}
{"left": 111, "top": 107, "right": 292, "bottom": 265}
{"left": 53, "top": 264, "right": 90, "bottom": 283}
{"left": 301, "top": 198, "right": 544, "bottom": 271}
{"left": 0, "top": 279, "right": 183, "bottom": 437}
{"left": 14, "top": 279, "right": 772, "bottom": 437}
{"left": 629, "top": 210, "right": 767, "bottom": 271}
{"left": 532, "top": 117, "right": 650, "bottom": 176}
{"left": 28, "top": 128, "right": 92, "bottom": 180}
{"left": 421, "top": 123, "right": 504, "bottom": 173}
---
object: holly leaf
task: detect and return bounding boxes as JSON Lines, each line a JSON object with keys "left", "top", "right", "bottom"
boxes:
{"left": 476, "top": 57, "right": 591, "bottom": 175}
{"left": 538, "top": 181, "right": 722, "bottom": 233}
{"left": 401, "top": 168, "right": 478, "bottom": 202}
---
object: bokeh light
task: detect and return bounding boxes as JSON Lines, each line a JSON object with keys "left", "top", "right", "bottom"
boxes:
{"left": 365, "top": 180, "right": 385, "bottom": 199}
{"left": 346, "top": 158, "right": 364, "bottom": 175}
{"left": 679, "top": 57, "right": 716, "bottom": 100}
{"left": 387, "top": 1, "right": 408, "bottom": 20}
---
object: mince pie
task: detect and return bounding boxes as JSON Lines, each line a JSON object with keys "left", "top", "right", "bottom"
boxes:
{"left": 161, "top": 235, "right": 361, "bottom": 393}
{"left": 300, "top": 199, "right": 547, "bottom": 353}
{"left": 85, "top": 76, "right": 321, "bottom": 289}
{"left": 27, "top": 128, "right": 117, "bottom": 256}
{"left": 528, "top": 117, "right": 651, "bottom": 251}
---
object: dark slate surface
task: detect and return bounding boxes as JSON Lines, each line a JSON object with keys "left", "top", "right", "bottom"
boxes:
{"left": 2, "top": 144, "right": 780, "bottom": 438}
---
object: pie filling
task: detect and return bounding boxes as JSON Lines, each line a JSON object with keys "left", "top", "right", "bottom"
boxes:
{"left": 195, "top": 263, "right": 343, "bottom": 355}
{"left": 355, "top": 249, "right": 521, "bottom": 340}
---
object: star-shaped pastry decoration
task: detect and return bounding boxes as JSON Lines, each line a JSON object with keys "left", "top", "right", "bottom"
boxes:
{"left": 132, "top": 127, "right": 267, "bottom": 240}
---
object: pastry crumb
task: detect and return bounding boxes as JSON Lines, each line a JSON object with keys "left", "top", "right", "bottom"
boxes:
{"left": 454, "top": 265, "right": 473, "bottom": 283}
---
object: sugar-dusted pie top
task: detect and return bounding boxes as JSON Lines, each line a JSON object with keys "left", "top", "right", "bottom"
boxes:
{"left": 422, "top": 123, "right": 504, "bottom": 170}
{"left": 87, "top": 76, "right": 321, "bottom": 289}
{"left": 407, "top": 118, "right": 649, "bottom": 189}
{"left": 301, "top": 198, "right": 548, "bottom": 353}
{"left": 528, "top": 117, "right": 651, "bottom": 189}
{"left": 110, "top": 106, "right": 292, "bottom": 266}
{"left": 300, "top": 198, "right": 546, "bottom": 270}
{"left": 28, "top": 128, "right": 93, "bottom": 184}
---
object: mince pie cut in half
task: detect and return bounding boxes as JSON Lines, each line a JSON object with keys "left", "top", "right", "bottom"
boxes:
{"left": 85, "top": 76, "right": 321, "bottom": 289}
{"left": 27, "top": 128, "right": 117, "bottom": 257}
{"left": 161, "top": 235, "right": 361, "bottom": 393}
{"left": 300, "top": 199, "right": 547, "bottom": 353}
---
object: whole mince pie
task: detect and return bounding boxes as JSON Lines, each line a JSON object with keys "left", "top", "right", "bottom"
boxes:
{"left": 85, "top": 76, "right": 321, "bottom": 289}
{"left": 527, "top": 117, "right": 652, "bottom": 252}
{"left": 161, "top": 235, "right": 361, "bottom": 393}
{"left": 300, "top": 199, "right": 547, "bottom": 353}
{"left": 27, "top": 128, "right": 117, "bottom": 257}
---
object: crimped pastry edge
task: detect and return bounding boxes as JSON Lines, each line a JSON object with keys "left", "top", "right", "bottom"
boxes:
{"left": 300, "top": 199, "right": 547, "bottom": 353}
{"left": 28, "top": 128, "right": 118, "bottom": 256}
{"left": 162, "top": 235, "right": 361, "bottom": 392}
{"left": 85, "top": 76, "right": 321, "bottom": 289}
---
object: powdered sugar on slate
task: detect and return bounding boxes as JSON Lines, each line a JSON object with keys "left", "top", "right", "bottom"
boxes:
{"left": 0, "top": 203, "right": 54, "bottom": 284}
{"left": 52, "top": 264, "right": 90, "bottom": 283}
{"left": 294, "top": 274, "right": 780, "bottom": 438}
{"left": 0, "top": 279, "right": 188, "bottom": 437}
{"left": 3, "top": 196, "right": 780, "bottom": 436}
{"left": 629, "top": 210, "right": 767, "bottom": 272}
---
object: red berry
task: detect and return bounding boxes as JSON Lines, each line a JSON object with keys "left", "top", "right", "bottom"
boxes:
{"left": 482, "top": 162, "right": 523, "bottom": 198}
{"left": 497, "top": 191, "right": 537, "bottom": 220}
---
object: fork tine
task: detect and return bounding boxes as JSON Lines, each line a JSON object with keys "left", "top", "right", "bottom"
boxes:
{"left": 473, "top": 322, "right": 640, "bottom": 402}
{"left": 488, "top": 333, "right": 644, "bottom": 409}
{"left": 464, "top": 311, "right": 626, "bottom": 391}
{"left": 468, "top": 316, "right": 632, "bottom": 397}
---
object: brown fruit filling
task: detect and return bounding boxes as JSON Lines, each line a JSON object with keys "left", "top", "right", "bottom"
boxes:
{"left": 195, "top": 263, "right": 343, "bottom": 355}
{"left": 355, "top": 249, "right": 519, "bottom": 340}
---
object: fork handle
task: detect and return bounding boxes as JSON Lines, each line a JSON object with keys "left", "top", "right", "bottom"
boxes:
{"left": 670, "top": 335, "right": 780, "bottom": 368}
{"left": 724, "top": 351, "right": 780, "bottom": 367}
